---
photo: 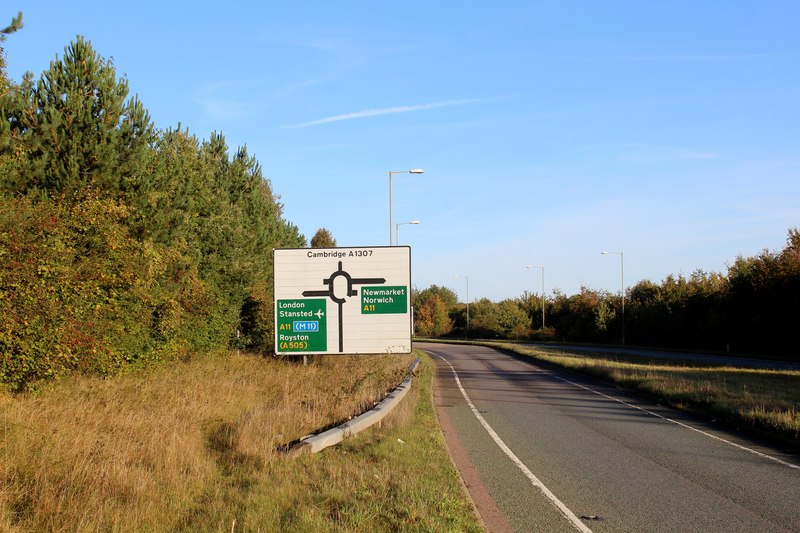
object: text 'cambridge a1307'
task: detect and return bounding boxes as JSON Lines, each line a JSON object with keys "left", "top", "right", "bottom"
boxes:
{"left": 306, "top": 249, "right": 374, "bottom": 259}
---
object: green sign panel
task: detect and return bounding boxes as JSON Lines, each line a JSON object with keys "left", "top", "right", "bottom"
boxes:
{"left": 276, "top": 299, "right": 327, "bottom": 352}
{"left": 361, "top": 286, "right": 408, "bottom": 314}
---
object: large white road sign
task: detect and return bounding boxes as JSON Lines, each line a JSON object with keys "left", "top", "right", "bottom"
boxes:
{"left": 274, "top": 246, "right": 412, "bottom": 355}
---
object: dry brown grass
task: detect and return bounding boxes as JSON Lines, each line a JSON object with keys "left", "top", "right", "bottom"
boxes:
{"left": 0, "top": 351, "right": 418, "bottom": 532}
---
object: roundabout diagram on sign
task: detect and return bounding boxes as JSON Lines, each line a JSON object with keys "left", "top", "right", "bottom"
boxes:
{"left": 302, "top": 260, "right": 385, "bottom": 352}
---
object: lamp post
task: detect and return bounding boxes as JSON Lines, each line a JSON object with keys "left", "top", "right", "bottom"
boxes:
{"left": 388, "top": 169, "right": 424, "bottom": 245}
{"left": 395, "top": 220, "right": 420, "bottom": 245}
{"left": 601, "top": 251, "right": 625, "bottom": 345}
{"left": 453, "top": 274, "right": 469, "bottom": 338}
{"left": 525, "top": 265, "right": 545, "bottom": 329}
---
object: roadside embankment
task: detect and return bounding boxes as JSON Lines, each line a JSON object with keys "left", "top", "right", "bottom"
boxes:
{"left": 1, "top": 350, "right": 481, "bottom": 532}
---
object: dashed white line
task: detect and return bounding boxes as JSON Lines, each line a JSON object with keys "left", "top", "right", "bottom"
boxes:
{"left": 551, "top": 374, "right": 800, "bottom": 470}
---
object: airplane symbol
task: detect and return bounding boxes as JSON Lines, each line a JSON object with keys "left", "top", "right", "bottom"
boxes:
{"left": 315, "top": 309, "right": 325, "bottom": 319}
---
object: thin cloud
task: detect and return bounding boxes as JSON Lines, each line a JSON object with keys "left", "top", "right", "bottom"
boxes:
{"left": 282, "top": 98, "right": 486, "bottom": 129}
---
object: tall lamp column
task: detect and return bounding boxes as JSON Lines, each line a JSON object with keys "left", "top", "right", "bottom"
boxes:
{"left": 395, "top": 220, "right": 420, "bottom": 245}
{"left": 388, "top": 169, "right": 424, "bottom": 245}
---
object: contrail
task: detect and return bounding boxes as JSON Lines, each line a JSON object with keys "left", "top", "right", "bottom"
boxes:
{"left": 283, "top": 98, "right": 484, "bottom": 128}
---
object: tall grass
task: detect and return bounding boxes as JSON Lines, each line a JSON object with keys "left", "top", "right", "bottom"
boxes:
{"left": 493, "top": 342, "right": 800, "bottom": 450}
{"left": 1, "top": 350, "right": 478, "bottom": 532}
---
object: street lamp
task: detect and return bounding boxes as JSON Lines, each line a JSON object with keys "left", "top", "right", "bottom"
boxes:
{"left": 453, "top": 274, "right": 469, "bottom": 338}
{"left": 388, "top": 168, "right": 424, "bottom": 245}
{"left": 525, "top": 265, "right": 545, "bottom": 330}
{"left": 601, "top": 251, "right": 625, "bottom": 345}
{"left": 395, "top": 220, "right": 420, "bottom": 245}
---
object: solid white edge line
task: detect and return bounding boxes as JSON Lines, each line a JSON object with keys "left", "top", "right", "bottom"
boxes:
{"left": 552, "top": 374, "right": 800, "bottom": 470}
{"left": 434, "top": 353, "right": 593, "bottom": 533}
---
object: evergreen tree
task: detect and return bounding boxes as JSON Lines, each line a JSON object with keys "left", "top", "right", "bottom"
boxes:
{"left": 0, "top": 12, "right": 22, "bottom": 39}
{"left": 2, "top": 36, "right": 153, "bottom": 195}
{"left": 310, "top": 227, "right": 337, "bottom": 248}
{"left": 0, "top": 12, "right": 23, "bottom": 176}
{"left": 0, "top": 12, "right": 23, "bottom": 94}
{"left": 0, "top": 31, "right": 313, "bottom": 388}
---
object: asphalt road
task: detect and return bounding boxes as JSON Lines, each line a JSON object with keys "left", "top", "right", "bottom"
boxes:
{"left": 419, "top": 342, "right": 800, "bottom": 533}
{"left": 519, "top": 342, "right": 800, "bottom": 371}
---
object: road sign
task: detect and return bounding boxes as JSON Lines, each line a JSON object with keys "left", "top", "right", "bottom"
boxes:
{"left": 274, "top": 246, "right": 412, "bottom": 355}
{"left": 361, "top": 286, "right": 408, "bottom": 314}
{"left": 276, "top": 299, "right": 327, "bottom": 352}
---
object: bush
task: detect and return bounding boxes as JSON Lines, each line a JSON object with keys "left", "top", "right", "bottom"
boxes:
{"left": 0, "top": 194, "right": 144, "bottom": 389}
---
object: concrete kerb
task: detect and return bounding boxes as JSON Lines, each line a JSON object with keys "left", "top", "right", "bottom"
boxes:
{"left": 291, "top": 357, "right": 421, "bottom": 455}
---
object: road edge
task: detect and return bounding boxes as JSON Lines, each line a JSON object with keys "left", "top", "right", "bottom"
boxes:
{"left": 424, "top": 346, "right": 514, "bottom": 533}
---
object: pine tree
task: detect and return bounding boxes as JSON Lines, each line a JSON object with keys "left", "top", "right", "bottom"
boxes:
{"left": 0, "top": 12, "right": 23, "bottom": 95}
{"left": 0, "top": 12, "right": 23, "bottom": 179}
{"left": 310, "top": 227, "right": 337, "bottom": 248}
{"left": 3, "top": 36, "right": 153, "bottom": 195}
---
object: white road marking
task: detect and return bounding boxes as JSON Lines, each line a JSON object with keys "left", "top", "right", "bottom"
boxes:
{"left": 551, "top": 374, "right": 800, "bottom": 470}
{"left": 434, "top": 353, "right": 594, "bottom": 533}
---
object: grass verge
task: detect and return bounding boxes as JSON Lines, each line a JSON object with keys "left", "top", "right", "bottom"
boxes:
{"left": 1, "top": 350, "right": 482, "bottom": 532}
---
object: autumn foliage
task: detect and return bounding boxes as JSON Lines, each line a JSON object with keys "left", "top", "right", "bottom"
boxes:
{"left": 0, "top": 34, "right": 304, "bottom": 390}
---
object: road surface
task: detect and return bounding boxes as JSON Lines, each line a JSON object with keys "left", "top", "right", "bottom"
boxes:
{"left": 420, "top": 342, "right": 800, "bottom": 533}
{"left": 520, "top": 342, "right": 800, "bottom": 371}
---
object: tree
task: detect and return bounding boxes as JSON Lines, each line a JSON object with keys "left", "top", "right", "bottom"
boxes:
{"left": 414, "top": 294, "right": 453, "bottom": 337}
{"left": 727, "top": 228, "right": 800, "bottom": 355}
{"left": 0, "top": 28, "right": 317, "bottom": 389}
{"left": 594, "top": 300, "right": 616, "bottom": 334}
{"left": 413, "top": 284, "right": 458, "bottom": 309}
{"left": 0, "top": 12, "right": 22, "bottom": 94}
{"left": 0, "top": 12, "right": 22, "bottom": 40}
{"left": 464, "top": 298, "right": 493, "bottom": 338}
{"left": 2, "top": 36, "right": 153, "bottom": 195}
{"left": 468, "top": 298, "right": 530, "bottom": 339}
{"left": 412, "top": 284, "right": 459, "bottom": 337}
{"left": 0, "top": 12, "right": 23, "bottom": 177}
{"left": 517, "top": 289, "right": 548, "bottom": 331}
{"left": 310, "top": 227, "right": 337, "bottom": 248}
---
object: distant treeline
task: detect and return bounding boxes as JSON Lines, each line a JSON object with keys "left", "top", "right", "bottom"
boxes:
{"left": 414, "top": 228, "right": 800, "bottom": 358}
{"left": 1, "top": 32, "right": 305, "bottom": 390}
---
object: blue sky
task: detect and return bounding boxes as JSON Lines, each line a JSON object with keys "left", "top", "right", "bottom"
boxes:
{"left": 5, "top": 1, "right": 799, "bottom": 301}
